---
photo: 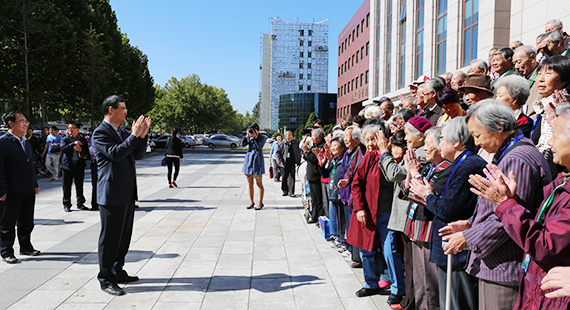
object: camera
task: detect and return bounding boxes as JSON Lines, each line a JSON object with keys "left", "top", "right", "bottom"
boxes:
{"left": 248, "top": 123, "right": 259, "bottom": 135}
{"left": 303, "top": 126, "right": 313, "bottom": 136}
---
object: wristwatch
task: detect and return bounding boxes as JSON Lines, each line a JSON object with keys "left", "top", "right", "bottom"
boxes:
{"left": 413, "top": 174, "right": 422, "bottom": 180}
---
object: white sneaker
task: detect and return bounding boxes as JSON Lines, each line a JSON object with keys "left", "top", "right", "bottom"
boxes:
{"left": 341, "top": 250, "right": 351, "bottom": 257}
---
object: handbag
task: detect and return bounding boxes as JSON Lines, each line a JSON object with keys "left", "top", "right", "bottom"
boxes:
{"left": 161, "top": 157, "right": 167, "bottom": 166}
{"left": 269, "top": 166, "right": 274, "bottom": 179}
{"left": 50, "top": 143, "right": 61, "bottom": 153}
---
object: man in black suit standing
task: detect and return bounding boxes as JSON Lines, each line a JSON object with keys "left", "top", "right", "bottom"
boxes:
{"left": 0, "top": 111, "right": 40, "bottom": 264}
{"left": 60, "top": 121, "right": 89, "bottom": 212}
{"left": 276, "top": 131, "right": 301, "bottom": 197}
{"left": 301, "top": 128, "right": 325, "bottom": 224}
{"left": 92, "top": 95, "right": 150, "bottom": 296}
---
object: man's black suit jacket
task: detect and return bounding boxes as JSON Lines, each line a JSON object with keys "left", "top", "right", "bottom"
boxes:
{"left": 92, "top": 121, "right": 146, "bottom": 206}
{"left": 275, "top": 139, "right": 301, "bottom": 168}
{"left": 0, "top": 133, "right": 38, "bottom": 197}
{"left": 60, "top": 134, "right": 89, "bottom": 170}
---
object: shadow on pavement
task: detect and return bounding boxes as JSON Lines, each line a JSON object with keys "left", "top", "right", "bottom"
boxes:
{"left": 124, "top": 274, "right": 322, "bottom": 293}
{"left": 22, "top": 250, "right": 178, "bottom": 265}
{"left": 34, "top": 219, "right": 84, "bottom": 225}
{"left": 136, "top": 206, "right": 214, "bottom": 212}
{"left": 139, "top": 198, "right": 200, "bottom": 203}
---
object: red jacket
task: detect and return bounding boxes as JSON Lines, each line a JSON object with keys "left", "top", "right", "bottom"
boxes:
{"left": 347, "top": 150, "right": 382, "bottom": 252}
{"left": 497, "top": 172, "right": 570, "bottom": 309}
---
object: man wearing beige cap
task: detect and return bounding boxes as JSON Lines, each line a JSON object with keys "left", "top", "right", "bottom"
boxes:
{"left": 408, "top": 75, "right": 429, "bottom": 99}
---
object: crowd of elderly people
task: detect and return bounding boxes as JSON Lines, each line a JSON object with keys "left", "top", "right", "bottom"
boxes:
{"left": 293, "top": 18, "right": 570, "bottom": 310}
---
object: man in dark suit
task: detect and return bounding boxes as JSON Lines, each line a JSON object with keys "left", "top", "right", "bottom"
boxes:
{"left": 60, "top": 121, "right": 89, "bottom": 212}
{"left": 420, "top": 78, "right": 445, "bottom": 126}
{"left": 301, "top": 128, "right": 325, "bottom": 224}
{"left": 92, "top": 95, "right": 150, "bottom": 296}
{"left": 0, "top": 111, "right": 40, "bottom": 264}
{"left": 276, "top": 131, "right": 301, "bottom": 197}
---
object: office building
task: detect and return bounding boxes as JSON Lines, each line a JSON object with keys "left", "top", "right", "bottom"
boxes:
{"left": 278, "top": 93, "right": 337, "bottom": 130}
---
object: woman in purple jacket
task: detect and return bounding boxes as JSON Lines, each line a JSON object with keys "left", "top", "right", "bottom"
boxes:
{"left": 470, "top": 102, "right": 570, "bottom": 309}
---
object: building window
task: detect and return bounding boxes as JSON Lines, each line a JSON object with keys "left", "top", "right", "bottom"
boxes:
{"left": 341, "top": 42, "right": 344, "bottom": 53}
{"left": 356, "top": 76, "right": 359, "bottom": 88}
{"left": 347, "top": 60, "right": 350, "bottom": 70}
{"left": 299, "top": 73, "right": 303, "bottom": 79}
{"left": 299, "top": 84, "right": 303, "bottom": 91}
{"left": 361, "top": 47, "right": 364, "bottom": 59}
{"left": 308, "top": 41, "right": 312, "bottom": 47}
{"left": 300, "top": 40, "right": 304, "bottom": 47}
{"left": 338, "top": 67, "right": 340, "bottom": 77}
{"left": 375, "top": 0, "right": 381, "bottom": 97}
{"left": 338, "top": 46, "right": 341, "bottom": 56}
{"left": 307, "top": 85, "right": 311, "bottom": 91}
{"left": 399, "top": 0, "right": 407, "bottom": 89}
{"left": 436, "top": 0, "right": 448, "bottom": 75}
{"left": 300, "top": 52, "right": 304, "bottom": 58}
{"left": 341, "top": 64, "right": 343, "bottom": 74}
{"left": 352, "top": 30, "right": 355, "bottom": 41}
{"left": 308, "top": 63, "right": 312, "bottom": 69}
{"left": 463, "top": 0, "right": 479, "bottom": 66}
{"left": 308, "top": 30, "right": 313, "bottom": 36}
{"left": 356, "top": 51, "right": 360, "bottom": 63}
{"left": 299, "top": 30, "right": 304, "bottom": 36}
{"left": 362, "top": 19, "right": 365, "bottom": 32}
{"left": 348, "top": 34, "right": 351, "bottom": 45}
{"left": 416, "top": 0, "right": 425, "bottom": 78}
{"left": 351, "top": 79, "right": 354, "bottom": 92}
{"left": 366, "top": 70, "right": 369, "bottom": 84}
{"left": 386, "top": 0, "right": 393, "bottom": 92}
{"left": 366, "top": 13, "right": 370, "bottom": 27}
{"left": 299, "top": 63, "right": 303, "bottom": 69}
{"left": 308, "top": 51, "right": 312, "bottom": 58}
{"left": 352, "top": 55, "right": 355, "bottom": 66}
{"left": 357, "top": 25, "right": 360, "bottom": 37}
{"left": 308, "top": 74, "right": 312, "bottom": 80}
{"left": 366, "top": 42, "right": 369, "bottom": 55}
{"left": 360, "top": 73, "right": 364, "bottom": 86}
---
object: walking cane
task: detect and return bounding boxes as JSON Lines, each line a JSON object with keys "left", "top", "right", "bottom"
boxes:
{"left": 442, "top": 240, "right": 452, "bottom": 310}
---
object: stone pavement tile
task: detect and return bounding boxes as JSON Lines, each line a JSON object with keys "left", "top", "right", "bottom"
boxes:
{"left": 330, "top": 272, "right": 367, "bottom": 298}
{"left": 36, "top": 269, "right": 95, "bottom": 291}
{"left": 175, "top": 262, "right": 216, "bottom": 278}
{"left": 251, "top": 260, "right": 289, "bottom": 277}
{"left": 224, "top": 230, "right": 254, "bottom": 242}
{"left": 157, "top": 277, "right": 209, "bottom": 303}
{"left": 342, "top": 296, "right": 387, "bottom": 310}
{"left": 248, "top": 300, "right": 296, "bottom": 310}
{"left": 192, "top": 235, "right": 227, "bottom": 248}
{"left": 6, "top": 289, "right": 74, "bottom": 310}
{"left": 249, "top": 277, "right": 294, "bottom": 301}
{"left": 0, "top": 268, "right": 61, "bottom": 290}
{"left": 207, "top": 274, "right": 251, "bottom": 292}
{"left": 54, "top": 302, "right": 107, "bottom": 310}
{"left": 254, "top": 225, "right": 283, "bottom": 236}
{"left": 253, "top": 245, "right": 286, "bottom": 261}
{"left": 152, "top": 301, "right": 202, "bottom": 310}
{"left": 200, "top": 291, "right": 249, "bottom": 310}
{"left": 214, "top": 254, "right": 252, "bottom": 270}
{"left": 181, "top": 246, "right": 222, "bottom": 263}
{"left": 221, "top": 241, "right": 254, "bottom": 254}
{"left": 0, "top": 290, "right": 29, "bottom": 310}
{"left": 64, "top": 278, "right": 115, "bottom": 304}
{"left": 123, "top": 268, "right": 176, "bottom": 294}
{"left": 103, "top": 291, "right": 161, "bottom": 310}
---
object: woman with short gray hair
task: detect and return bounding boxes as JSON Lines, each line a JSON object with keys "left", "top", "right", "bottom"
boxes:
{"left": 364, "top": 106, "right": 382, "bottom": 120}
{"left": 409, "top": 117, "right": 486, "bottom": 310}
{"left": 494, "top": 76, "right": 533, "bottom": 137}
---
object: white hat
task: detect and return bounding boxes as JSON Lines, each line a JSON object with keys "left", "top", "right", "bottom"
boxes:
{"left": 408, "top": 75, "right": 430, "bottom": 87}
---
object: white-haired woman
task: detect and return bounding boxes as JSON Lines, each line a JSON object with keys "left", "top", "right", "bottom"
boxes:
{"left": 410, "top": 117, "right": 486, "bottom": 310}
{"left": 494, "top": 75, "right": 533, "bottom": 137}
{"left": 364, "top": 106, "right": 382, "bottom": 120}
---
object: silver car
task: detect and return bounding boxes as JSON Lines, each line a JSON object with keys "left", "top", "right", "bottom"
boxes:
{"left": 204, "top": 135, "right": 239, "bottom": 148}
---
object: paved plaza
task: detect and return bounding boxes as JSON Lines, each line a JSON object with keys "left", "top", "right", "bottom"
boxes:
{"left": 0, "top": 150, "right": 393, "bottom": 310}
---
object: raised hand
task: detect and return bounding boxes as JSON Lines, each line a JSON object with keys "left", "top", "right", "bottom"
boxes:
{"left": 131, "top": 115, "right": 146, "bottom": 138}
{"left": 439, "top": 220, "right": 472, "bottom": 236}
{"left": 404, "top": 149, "right": 421, "bottom": 175}
{"left": 468, "top": 164, "right": 517, "bottom": 205}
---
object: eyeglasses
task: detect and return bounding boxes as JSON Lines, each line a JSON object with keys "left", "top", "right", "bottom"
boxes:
{"left": 15, "top": 119, "right": 29, "bottom": 125}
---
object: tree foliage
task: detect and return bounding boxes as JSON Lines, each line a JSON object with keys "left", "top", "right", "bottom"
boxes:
{"left": 0, "top": 0, "right": 155, "bottom": 128}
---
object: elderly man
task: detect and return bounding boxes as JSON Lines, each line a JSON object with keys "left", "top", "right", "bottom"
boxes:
{"left": 459, "top": 74, "right": 494, "bottom": 106}
{"left": 509, "top": 40, "right": 523, "bottom": 50}
{"left": 408, "top": 75, "right": 430, "bottom": 99}
{"left": 276, "top": 131, "right": 301, "bottom": 197}
{"left": 379, "top": 99, "right": 395, "bottom": 121}
{"left": 60, "top": 121, "right": 89, "bottom": 212}
{"left": 401, "top": 98, "right": 418, "bottom": 116}
{"left": 301, "top": 128, "right": 326, "bottom": 224}
{"left": 513, "top": 45, "right": 541, "bottom": 116}
{"left": 420, "top": 78, "right": 445, "bottom": 126}
{"left": 491, "top": 47, "right": 519, "bottom": 88}
{"left": 440, "top": 100, "right": 552, "bottom": 310}
{"left": 540, "top": 30, "right": 570, "bottom": 57}
{"left": 545, "top": 19, "right": 570, "bottom": 49}
{"left": 451, "top": 71, "right": 467, "bottom": 91}
{"left": 93, "top": 95, "right": 150, "bottom": 296}
{"left": 468, "top": 59, "right": 489, "bottom": 75}
{"left": 270, "top": 134, "right": 282, "bottom": 182}
{"left": 441, "top": 72, "right": 453, "bottom": 88}
{"left": 0, "top": 111, "right": 40, "bottom": 264}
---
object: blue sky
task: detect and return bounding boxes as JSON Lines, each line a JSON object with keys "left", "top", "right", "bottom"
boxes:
{"left": 109, "top": 0, "right": 361, "bottom": 114}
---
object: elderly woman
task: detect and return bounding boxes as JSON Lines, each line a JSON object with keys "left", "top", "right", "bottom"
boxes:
{"left": 242, "top": 123, "right": 267, "bottom": 210}
{"left": 347, "top": 124, "right": 405, "bottom": 308}
{"left": 410, "top": 117, "right": 486, "bottom": 310}
{"left": 364, "top": 106, "right": 382, "bottom": 120}
{"left": 531, "top": 55, "right": 570, "bottom": 176}
{"left": 399, "top": 126, "right": 450, "bottom": 310}
{"left": 389, "top": 108, "right": 415, "bottom": 134}
{"left": 469, "top": 102, "right": 570, "bottom": 309}
{"left": 436, "top": 87, "right": 466, "bottom": 126}
{"left": 439, "top": 100, "right": 551, "bottom": 310}
{"left": 494, "top": 75, "right": 533, "bottom": 137}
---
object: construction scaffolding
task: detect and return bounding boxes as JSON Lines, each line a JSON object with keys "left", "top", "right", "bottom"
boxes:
{"left": 259, "top": 18, "right": 329, "bottom": 130}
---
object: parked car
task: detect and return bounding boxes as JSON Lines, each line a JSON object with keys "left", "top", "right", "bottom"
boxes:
{"left": 150, "top": 135, "right": 171, "bottom": 148}
{"left": 204, "top": 135, "right": 238, "bottom": 148}
{"left": 179, "top": 136, "right": 196, "bottom": 147}
{"left": 192, "top": 135, "right": 206, "bottom": 145}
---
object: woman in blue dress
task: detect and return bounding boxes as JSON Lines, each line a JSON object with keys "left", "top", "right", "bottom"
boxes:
{"left": 242, "top": 123, "right": 267, "bottom": 210}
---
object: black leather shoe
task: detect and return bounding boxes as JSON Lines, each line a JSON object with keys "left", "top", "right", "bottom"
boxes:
{"left": 387, "top": 293, "right": 404, "bottom": 305}
{"left": 282, "top": 192, "right": 288, "bottom": 196}
{"left": 91, "top": 206, "right": 99, "bottom": 211}
{"left": 356, "top": 287, "right": 381, "bottom": 297}
{"left": 306, "top": 218, "right": 317, "bottom": 224}
{"left": 117, "top": 275, "right": 139, "bottom": 283}
{"left": 288, "top": 194, "right": 296, "bottom": 198}
{"left": 2, "top": 256, "right": 18, "bottom": 264}
{"left": 20, "top": 249, "right": 40, "bottom": 256}
{"left": 102, "top": 284, "right": 125, "bottom": 296}
{"left": 64, "top": 206, "right": 71, "bottom": 212}
{"left": 77, "top": 205, "right": 89, "bottom": 210}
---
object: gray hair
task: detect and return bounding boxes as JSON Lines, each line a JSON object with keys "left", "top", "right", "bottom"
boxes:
{"left": 453, "top": 71, "right": 467, "bottom": 80}
{"left": 493, "top": 75, "right": 530, "bottom": 107}
{"left": 331, "top": 136, "right": 346, "bottom": 149}
{"left": 547, "top": 19, "right": 564, "bottom": 29}
{"left": 424, "top": 78, "right": 445, "bottom": 93}
{"left": 442, "top": 117, "right": 475, "bottom": 151}
{"left": 284, "top": 130, "right": 292, "bottom": 136}
{"left": 546, "top": 30, "right": 565, "bottom": 45}
{"left": 403, "top": 122, "right": 421, "bottom": 138}
{"left": 312, "top": 128, "right": 325, "bottom": 139}
{"left": 361, "top": 124, "right": 382, "bottom": 140}
{"left": 556, "top": 102, "right": 570, "bottom": 138}
{"left": 345, "top": 125, "right": 361, "bottom": 140}
{"left": 365, "top": 106, "right": 382, "bottom": 118}
{"left": 425, "top": 126, "right": 442, "bottom": 150}
{"left": 492, "top": 47, "right": 514, "bottom": 61}
{"left": 537, "top": 33, "right": 548, "bottom": 41}
{"left": 465, "top": 99, "right": 517, "bottom": 133}
{"left": 470, "top": 59, "right": 489, "bottom": 73}
{"left": 514, "top": 45, "right": 537, "bottom": 57}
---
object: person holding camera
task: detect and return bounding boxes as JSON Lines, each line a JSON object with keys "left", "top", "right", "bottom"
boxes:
{"left": 242, "top": 123, "right": 266, "bottom": 210}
